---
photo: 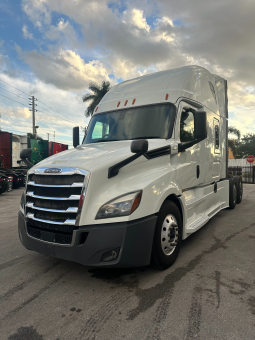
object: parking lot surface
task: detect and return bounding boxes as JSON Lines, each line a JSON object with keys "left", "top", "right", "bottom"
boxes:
{"left": 0, "top": 185, "right": 255, "bottom": 340}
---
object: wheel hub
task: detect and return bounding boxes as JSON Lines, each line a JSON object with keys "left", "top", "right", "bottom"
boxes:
{"left": 161, "top": 214, "right": 178, "bottom": 256}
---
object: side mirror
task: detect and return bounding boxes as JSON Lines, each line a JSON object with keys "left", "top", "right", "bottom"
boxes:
{"left": 194, "top": 111, "right": 207, "bottom": 140}
{"left": 73, "top": 126, "right": 80, "bottom": 147}
{"left": 20, "top": 148, "right": 33, "bottom": 168}
{"left": 131, "top": 139, "right": 148, "bottom": 154}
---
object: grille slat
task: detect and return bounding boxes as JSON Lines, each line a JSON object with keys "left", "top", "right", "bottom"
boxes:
{"left": 26, "top": 202, "right": 78, "bottom": 213}
{"left": 27, "top": 186, "right": 82, "bottom": 197}
{"left": 27, "top": 181, "right": 83, "bottom": 188}
{"left": 25, "top": 167, "right": 89, "bottom": 245}
{"left": 29, "top": 174, "right": 85, "bottom": 185}
{"left": 26, "top": 192, "right": 80, "bottom": 200}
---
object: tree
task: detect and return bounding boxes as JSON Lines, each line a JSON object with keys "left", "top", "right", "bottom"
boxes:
{"left": 238, "top": 133, "right": 255, "bottom": 158}
{"left": 82, "top": 81, "right": 111, "bottom": 117}
{"left": 228, "top": 126, "right": 241, "bottom": 158}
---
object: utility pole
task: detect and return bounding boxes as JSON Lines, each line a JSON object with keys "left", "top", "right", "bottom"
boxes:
{"left": 54, "top": 131, "right": 55, "bottom": 141}
{"left": 29, "top": 95, "right": 37, "bottom": 137}
{"left": 47, "top": 133, "right": 49, "bottom": 141}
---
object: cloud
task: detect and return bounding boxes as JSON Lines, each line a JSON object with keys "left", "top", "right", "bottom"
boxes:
{"left": 22, "top": 0, "right": 51, "bottom": 27}
{"left": 45, "top": 18, "right": 76, "bottom": 43}
{"left": 22, "top": 25, "right": 33, "bottom": 39}
{"left": 16, "top": 45, "right": 111, "bottom": 91}
{"left": 0, "top": 74, "right": 89, "bottom": 144}
{"left": 3, "top": 0, "right": 254, "bottom": 138}
{"left": 123, "top": 9, "right": 150, "bottom": 32}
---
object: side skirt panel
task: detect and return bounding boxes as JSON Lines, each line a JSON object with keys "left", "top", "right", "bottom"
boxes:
{"left": 183, "top": 180, "right": 229, "bottom": 238}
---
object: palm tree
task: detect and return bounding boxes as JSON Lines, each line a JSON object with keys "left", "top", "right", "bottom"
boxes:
{"left": 228, "top": 126, "right": 241, "bottom": 158}
{"left": 82, "top": 81, "right": 111, "bottom": 117}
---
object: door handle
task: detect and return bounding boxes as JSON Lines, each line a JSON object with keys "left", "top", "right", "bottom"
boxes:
{"left": 196, "top": 165, "right": 200, "bottom": 178}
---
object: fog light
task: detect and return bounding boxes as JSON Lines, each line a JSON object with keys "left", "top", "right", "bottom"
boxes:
{"left": 101, "top": 248, "right": 120, "bottom": 262}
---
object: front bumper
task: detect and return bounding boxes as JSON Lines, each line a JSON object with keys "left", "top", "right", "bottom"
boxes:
{"left": 18, "top": 211, "right": 157, "bottom": 268}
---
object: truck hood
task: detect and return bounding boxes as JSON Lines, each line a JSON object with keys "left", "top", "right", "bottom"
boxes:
{"left": 31, "top": 140, "right": 169, "bottom": 172}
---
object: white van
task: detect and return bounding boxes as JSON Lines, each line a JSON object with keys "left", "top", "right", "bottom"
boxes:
{"left": 19, "top": 65, "right": 242, "bottom": 269}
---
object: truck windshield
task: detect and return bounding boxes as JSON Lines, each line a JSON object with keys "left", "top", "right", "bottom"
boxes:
{"left": 83, "top": 103, "right": 176, "bottom": 144}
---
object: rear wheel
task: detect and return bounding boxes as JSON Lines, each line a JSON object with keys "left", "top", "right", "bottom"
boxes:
{"left": 234, "top": 176, "right": 243, "bottom": 204}
{"left": 151, "top": 201, "right": 182, "bottom": 270}
{"left": 229, "top": 178, "right": 237, "bottom": 209}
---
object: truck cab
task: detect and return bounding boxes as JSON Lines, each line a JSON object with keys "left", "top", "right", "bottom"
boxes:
{"left": 18, "top": 65, "right": 241, "bottom": 269}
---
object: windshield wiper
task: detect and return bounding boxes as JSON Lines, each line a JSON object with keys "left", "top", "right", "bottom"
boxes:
{"left": 130, "top": 136, "right": 161, "bottom": 140}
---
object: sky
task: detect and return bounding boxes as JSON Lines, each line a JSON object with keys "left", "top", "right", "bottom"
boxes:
{"left": 0, "top": 0, "right": 255, "bottom": 146}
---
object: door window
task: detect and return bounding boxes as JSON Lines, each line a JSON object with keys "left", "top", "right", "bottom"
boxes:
{"left": 91, "top": 121, "right": 109, "bottom": 140}
{"left": 180, "top": 109, "right": 195, "bottom": 142}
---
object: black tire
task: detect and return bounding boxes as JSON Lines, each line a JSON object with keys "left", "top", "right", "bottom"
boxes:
{"left": 151, "top": 201, "right": 182, "bottom": 270}
{"left": 233, "top": 176, "right": 243, "bottom": 204}
{"left": 0, "top": 181, "right": 6, "bottom": 194}
{"left": 229, "top": 178, "right": 237, "bottom": 209}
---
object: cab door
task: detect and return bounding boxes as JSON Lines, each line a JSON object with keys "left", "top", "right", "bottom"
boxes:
{"left": 176, "top": 102, "right": 203, "bottom": 190}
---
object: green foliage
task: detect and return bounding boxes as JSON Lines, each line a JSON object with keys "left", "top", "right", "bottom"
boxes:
{"left": 228, "top": 126, "right": 241, "bottom": 158}
{"left": 82, "top": 81, "right": 111, "bottom": 117}
{"left": 238, "top": 133, "right": 255, "bottom": 158}
{"left": 180, "top": 111, "right": 194, "bottom": 142}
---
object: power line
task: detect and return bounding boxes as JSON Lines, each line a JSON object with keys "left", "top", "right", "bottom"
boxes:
{"left": 0, "top": 78, "right": 30, "bottom": 96}
{"left": 36, "top": 109, "right": 80, "bottom": 125}
{"left": 37, "top": 99, "right": 76, "bottom": 122}
{"left": 0, "top": 93, "right": 80, "bottom": 125}
{"left": 0, "top": 78, "right": 85, "bottom": 126}
{"left": 36, "top": 104, "right": 83, "bottom": 125}
{"left": 0, "top": 85, "right": 28, "bottom": 102}
{"left": 0, "top": 93, "right": 28, "bottom": 107}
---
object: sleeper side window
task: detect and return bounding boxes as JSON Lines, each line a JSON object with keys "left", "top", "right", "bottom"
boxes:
{"left": 180, "top": 109, "right": 195, "bottom": 142}
{"left": 213, "top": 118, "right": 220, "bottom": 153}
{"left": 215, "top": 124, "right": 219, "bottom": 149}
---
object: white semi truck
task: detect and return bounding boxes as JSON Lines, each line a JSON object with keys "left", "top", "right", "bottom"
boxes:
{"left": 18, "top": 65, "right": 242, "bottom": 269}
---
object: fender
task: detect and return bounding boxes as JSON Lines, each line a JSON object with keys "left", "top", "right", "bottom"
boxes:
{"left": 155, "top": 185, "right": 188, "bottom": 240}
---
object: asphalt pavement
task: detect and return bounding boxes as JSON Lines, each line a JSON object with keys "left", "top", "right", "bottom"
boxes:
{"left": 0, "top": 185, "right": 255, "bottom": 340}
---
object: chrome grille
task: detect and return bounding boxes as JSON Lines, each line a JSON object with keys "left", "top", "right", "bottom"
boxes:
{"left": 25, "top": 167, "right": 89, "bottom": 245}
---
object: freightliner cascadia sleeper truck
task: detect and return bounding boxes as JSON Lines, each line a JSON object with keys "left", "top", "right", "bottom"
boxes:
{"left": 18, "top": 65, "right": 242, "bottom": 269}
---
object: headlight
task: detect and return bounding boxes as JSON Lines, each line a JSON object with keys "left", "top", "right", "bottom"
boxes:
{"left": 20, "top": 191, "right": 25, "bottom": 215}
{"left": 96, "top": 191, "right": 142, "bottom": 219}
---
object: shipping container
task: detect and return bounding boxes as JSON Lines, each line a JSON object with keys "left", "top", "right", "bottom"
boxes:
{"left": 0, "top": 131, "right": 12, "bottom": 170}
{"left": 48, "top": 142, "right": 68, "bottom": 156}
{"left": 30, "top": 139, "right": 49, "bottom": 165}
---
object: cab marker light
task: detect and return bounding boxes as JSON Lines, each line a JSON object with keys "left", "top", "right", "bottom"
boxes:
{"left": 124, "top": 100, "right": 128, "bottom": 106}
{"left": 95, "top": 106, "right": 98, "bottom": 112}
{"left": 165, "top": 94, "right": 169, "bottom": 100}
{"left": 117, "top": 101, "right": 120, "bottom": 107}
{"left": 132, "top": 98, "right": 136, "bottom": 104}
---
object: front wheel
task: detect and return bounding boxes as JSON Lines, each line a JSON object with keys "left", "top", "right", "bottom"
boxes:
{"left": 151, "top": 201, "right": 182, "bottom": 270}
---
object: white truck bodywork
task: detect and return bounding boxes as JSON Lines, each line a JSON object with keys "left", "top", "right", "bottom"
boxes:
{"left": 18, "top": 65, "right": 233, "bottom": 268}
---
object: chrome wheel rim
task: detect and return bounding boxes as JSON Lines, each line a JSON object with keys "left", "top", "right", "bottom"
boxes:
{"left": 161, "top": 214, "right": 178, "bottom": 256}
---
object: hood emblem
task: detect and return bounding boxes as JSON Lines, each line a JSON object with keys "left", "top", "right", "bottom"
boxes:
{"left": 44, "top": 168, "right": 62, "bottom": 174}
